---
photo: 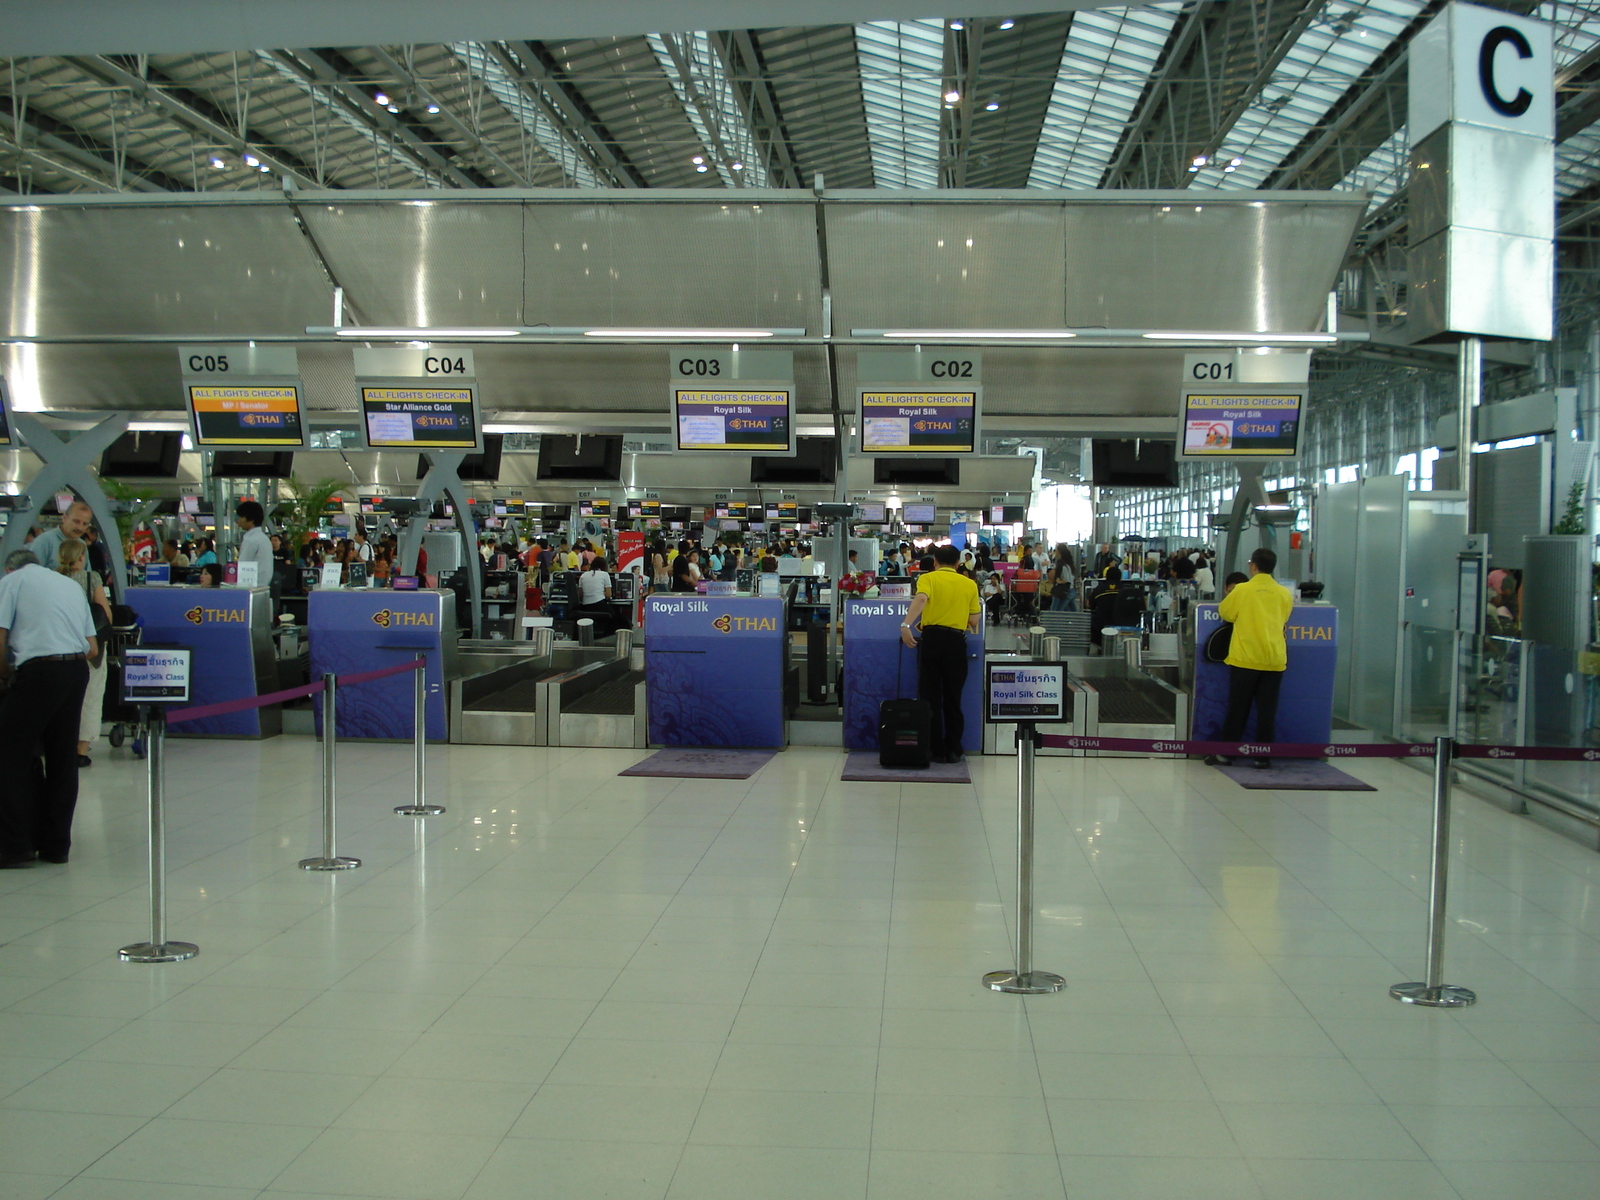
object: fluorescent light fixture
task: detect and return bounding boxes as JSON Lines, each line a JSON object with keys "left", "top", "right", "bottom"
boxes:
{"left": 334, "top": 327, "right": 520, "bottom": 338}
{"left": 483, "top": 423, "right": 541, "bottom": 434}
{"left": 878, "top": 329, "right": 1077, "bottom": 339}
{"left": 129, "top": 421, "right": 192, "bottom": 432}
{"left": 582, "top": 328, "right": 786, "bottom": 338}
{"left": 1143, "top": 331, "right": 1337, "bottom": 344}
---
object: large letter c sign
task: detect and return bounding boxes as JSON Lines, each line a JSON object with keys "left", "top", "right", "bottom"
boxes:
{"left": 1480, "top": 25, "right": 1534, "bottom": 118}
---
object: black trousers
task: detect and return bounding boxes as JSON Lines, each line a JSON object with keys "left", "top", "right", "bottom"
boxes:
{"left": 1219, "top": 666, "right": 1283, "bottom": 752}
{"left": 918, "top": 625, "right": 969, "bottom": 757}
{"left": 0, "top": 657, "right": 89, "bottom": 860}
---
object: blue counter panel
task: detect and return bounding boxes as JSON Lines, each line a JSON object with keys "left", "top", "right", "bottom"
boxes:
{"left": 842, "top": 598, "right": 983, "bottom": 753}
{"left": 1193, "top": 603, "right": 1338, "bottom": 744}
{"left": 308, "top": 589, "right": 448, "bottom": 740}
{"left": 645, "top": 595, "right": 786, "bottom": 748}
{"left": 127, "top": 586, "right": 271, "bottom": 738}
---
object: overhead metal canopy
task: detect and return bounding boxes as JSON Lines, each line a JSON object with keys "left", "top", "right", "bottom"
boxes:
{"left": 0, "top": 188, "right": 1363, "bottom": 431}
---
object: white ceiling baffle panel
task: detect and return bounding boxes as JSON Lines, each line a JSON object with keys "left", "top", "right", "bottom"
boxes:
{"left": 855, "top": 18, "right": 945, "bottom": 188}
{"left": 1027, "top": 4, "right": 1180, "bottom": 189}
{"left": 646, "top": 31, "right": 768, "bottom": 186}
{"left": 1209, "top": 0, "right": 1427, "bottom": 190}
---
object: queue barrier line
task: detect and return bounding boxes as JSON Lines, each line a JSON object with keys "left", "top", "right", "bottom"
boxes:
{"left": 123, "top": 656, "right": 435, "bottom": 964}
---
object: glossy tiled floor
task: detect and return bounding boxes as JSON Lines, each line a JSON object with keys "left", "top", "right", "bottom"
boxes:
{"left": 3, "top": 731, "right": 1600, "bottom": 1200}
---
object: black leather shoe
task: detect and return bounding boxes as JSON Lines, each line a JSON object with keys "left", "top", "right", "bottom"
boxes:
{"left": 1203, "top": 755, "right": 1232, "bottom": 767}
{"left": 37, "top": 852, "right": 68, "bottom": 864}
{"left": 78, "top": 755, "right": 92, "bottom": 768}
{"left": 946, "top": 750, "right": 965, "bottom": 764}
{"left": 1252, "top": 758, "right": 1272, "bottom": 770}
{"left": 0, "top": 855, "right": 35, "bottom": 869}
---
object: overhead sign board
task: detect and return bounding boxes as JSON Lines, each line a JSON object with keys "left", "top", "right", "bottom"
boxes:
{"left": 673, "top": 387, "right": 794, "bottom": 453}
{"left": 1177, "top": 387, "right": 1305, "bottom": 459}
{"left": 355, "top": 345, "right": 482, "bottom": 451}
{"left": 180, "top": 344, "right": 307, "bottom": 449}
{"left": 121, "top": 647, "right": 192, "bottom": 703}
{"left": 986, "top": 663, "right": 1067, "bottom": 723}
{"left": 859, "top": 390, "right": 979, "bottom": 455}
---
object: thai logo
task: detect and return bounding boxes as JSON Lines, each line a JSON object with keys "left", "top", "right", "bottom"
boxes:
{"left": 1488, "top": 746, "right": 1512, "bottom": 758}
{"left": 1152, "top": 741, "right": 1184, "bottom": 753}
{"left": 1324, "top": 745, "right": 1356, "bottom": 756}
{"left": 372, "top": 609, "right": 392, "bottom": 628}
{"left": 712, "top": 614, "right": 732, "bottom": 633}
{"left": 184, "top": 606, "right": 203, "bottom": 625}
{"left": 1408, "top": 743, "right": 1433, "bottom": 756}
{"left": 183, "top": 605, "right": 244, "bottom": 624}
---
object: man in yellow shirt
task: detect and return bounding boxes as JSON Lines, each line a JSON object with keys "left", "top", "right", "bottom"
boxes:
{"left": 1206, "top": 548, "right": 1294, "bottom": 769}
{"left": 901, "top": 545, "right": 982, "bottom": 763}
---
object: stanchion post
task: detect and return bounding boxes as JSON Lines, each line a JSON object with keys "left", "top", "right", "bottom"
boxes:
{"left": 396, "top": 656, "right": 445, "bottom": 817}
{"left": 983, "top": 722, "right": 1065, "bottom": 995}
{"left": 300, "top": 673, "right": 360, "bottom": 871}
{"left": 1390, "top": 736, "right": 1476, "bottom": 1007}
{"left": 120, "top": 709, "right": 198, "bottom": 963}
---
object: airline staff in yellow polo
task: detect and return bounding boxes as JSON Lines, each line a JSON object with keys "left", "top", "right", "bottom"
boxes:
{"left": 1205, "top": 546, "right": 1294, "bottom": 770}
{"left": 900, "top": 545, "right": 982, "bottom": 763}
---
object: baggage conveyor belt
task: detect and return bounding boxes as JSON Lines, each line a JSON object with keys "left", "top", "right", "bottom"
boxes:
{"left": 1090, "top": 676, "right": 1178, "bottom": 725}
{"left": 563, "top": 671, "right": 646, "bottom": 716}
{"left": 462, "top": 669, "right": 569, "bottom": 713}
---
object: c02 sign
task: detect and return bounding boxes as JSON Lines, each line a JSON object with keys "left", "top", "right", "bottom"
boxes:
{"left": 187, "top": 354, "right": 230, "bottom": 373}
{"left": 929, "top": 359, "right": 976, "bottom": 379}
{"left": 677, "top": 358, "right": 723, "bottom": 377}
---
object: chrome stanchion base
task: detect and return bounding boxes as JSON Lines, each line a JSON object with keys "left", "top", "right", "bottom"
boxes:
{"left": 393, "top": 804, "right": 446, "bottom": 817}
{"left": 1389, "top": 982, "right": 1477, "bottom": 1008}
{"left": 299, "top": 856, "right": 361, "bottom": 871}
{"left": 119, "top": 941, "right": 198, "bottom": 963}
{"left": 983, "top": 969, "right": 1066, "bottom": 995}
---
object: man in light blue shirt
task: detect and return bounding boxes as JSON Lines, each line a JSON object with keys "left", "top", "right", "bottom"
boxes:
{"left": 0, "top": 550, "right": 97, "bottom": 867}
{"left": 28, "top": 499, "right": 93, "bottom": 573}
{"left": 235, "top": 501, "right": 275, "bottom": 592}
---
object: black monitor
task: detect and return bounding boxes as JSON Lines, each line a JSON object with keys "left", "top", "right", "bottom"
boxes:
{"left": 212, "top": 451, "right": 294, "bottom": 478}
{"left": 1091, "top": 439, "right": 1177, "bottom": 488}
{"left": 751, "top": 437, "right": 836, "bottom": 484}
{"left": 536, "top": 434, "right": 623, "bottom": 481}
{"left": 873, "top": 457, "right": 960, "bottom": 486}
{"left": 418, "top": 433, "right": 503, "bottom": 482}
{"left": 100, "top": 431, "right": 182, "bottom": 478}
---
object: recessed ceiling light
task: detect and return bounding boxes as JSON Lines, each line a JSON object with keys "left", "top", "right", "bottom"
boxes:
{"left": 426, "top": 103, "right": 441, "bottom": 114}
{"left": 209, "top": 156, "right": 225, "bottom": 169}
{"left": 243, "top": 154, "right": 259, "bottom": 167}
{"left": 998, "top": 18, "right": 1015, "bottom": 29}
{"left": 985, "top": 101, "right": 1000, "bottom": 111}
{"left": 730, "top": 162, "right": 743, "bottom": 171}
{"left": 695, "top": 164, "right": 708, "bottom": 172}
{"left": 944, "top": 89, "right": 961, "bottom": 104}
{"left": 1230, "top": 157, "right": 1242, "bottom": 167}
{"left": 373, "top": 91, "right": 390, "bottom": 106}
{"left": 386, "top": 104, "right": 400, "bottom": 113}
{"left": 692, "top": 155, "right": 704, "bottom": 164}
{"left": 950, "top": 19, "right": 964, "bottom": 29}
{"left": 1192, "top": 155, "right": 1208, "bottom": 167}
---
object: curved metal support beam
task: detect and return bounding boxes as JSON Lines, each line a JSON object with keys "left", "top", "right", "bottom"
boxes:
{"left": 399, "top": 452, "right": 482, "bottom": 638}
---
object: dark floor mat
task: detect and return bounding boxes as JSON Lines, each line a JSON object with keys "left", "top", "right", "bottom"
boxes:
{"left": 1215, "top": 760, "right": 1377, "bottom": 791}
{"left": 620, "top": 749, "right": 774, "bottom": 779}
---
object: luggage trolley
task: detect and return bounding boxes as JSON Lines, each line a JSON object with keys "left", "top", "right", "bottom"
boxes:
{"left": 103, "top": 605, "right": 149, "bottom": 758}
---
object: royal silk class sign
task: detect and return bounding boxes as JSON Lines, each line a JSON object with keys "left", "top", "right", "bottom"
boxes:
{"left": 986, "top": 663, "right": 1067, "bottom": 723}
{"left": 670, "top": 349, "right": 795, "bottom": 455}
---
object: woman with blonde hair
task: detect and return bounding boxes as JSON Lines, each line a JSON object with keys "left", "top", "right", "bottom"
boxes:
{"left": 57, "top": 538, "right": 112, "bottom": 767}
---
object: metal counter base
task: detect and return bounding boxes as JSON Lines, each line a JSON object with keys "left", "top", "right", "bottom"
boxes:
{"left": 449, "top": 641, "right": 647, "bottom": 749}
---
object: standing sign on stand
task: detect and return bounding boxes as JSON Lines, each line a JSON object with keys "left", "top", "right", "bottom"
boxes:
{"left": 355, "top": 348, "right": 482, "bottom": 451}
{"left": 670, "top": 349, "right": 795, "bottom": 456}
{"left": 122, "top": 648, "right": 192, "bottom": 703}
{"left": 986, "top": 663, "right": 1067, "bottom": 723}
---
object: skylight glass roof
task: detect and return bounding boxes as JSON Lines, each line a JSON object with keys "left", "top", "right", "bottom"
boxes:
{"left": 646, "top": 32, "right": 769, "bottom": 187}
{"left": 450, "top": 43, "right": 602, "bottom": 187}
{"left": 1208, "top": 0, "right": 1427, "bottom": 189}
{"left": 855, "top": 19, "right": 946, "bottom": 188}
{"left": 1027, "top": 4, "right": 1181, "bottom": 188}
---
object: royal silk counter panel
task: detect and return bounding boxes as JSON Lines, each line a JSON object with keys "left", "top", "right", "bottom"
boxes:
{"left": 126, "top": 585, "right": 279, "bottom": 738}
{"left": 1192, "top": 603, "right": 1338, "bottom": 744}
{"left": 645, "top": 595, "right": 787, "bottom": 749}
{"left": 842, "top": 597, "right": 984, "bottom": 754}
{"left": 308, "top": 588, "right": 451, "bottom": 740}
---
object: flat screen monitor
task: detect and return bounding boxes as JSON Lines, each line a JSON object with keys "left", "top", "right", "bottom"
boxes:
{"left": 674, "top": 386, "right": 794, "bottom": 454}
{"left": 180, "top": 494, "right": 200, "bottom": 515}
{"left": 859, "top": 389, "right": 977, "bottom": 454}
{"left": 187, "top": 383, "right": 307, "bottom": 448}
{"left": 211, "top": 451, "right": 295, "bottom": 478}
{"left": 1091, "top": 439, "right": 1178, "bottom": 487}
{"left": 748, "top": 521, "right": 767, "bottom": 534}
{"left": 901, "top": 502, "right": 936, "bottom": 524}
{"left": 750, "top": 437, "right": 836, "bottom": 484}
{"left": 100, "top": 431, "right": 182, "bottom": 478}
{"left": 578, "top": 498, "right": 612, "bottom": 517}
{"left": 716, "top": 501, "right": 748, "bottom": 519}
{"left": 874, "top": 457, "right": 960, "bottom": 486}
{"left": 542, "top": 504, "right": 572, "bottom": 519}
{"left": 1177, "top": 389, "right": 1303, "bottom": 460}
{"left": 536, "top": 434, "right": 623, "bottom": 480}
{"left": 361, "top": 385, "right": 480, "bottom": 450}
{"left": 855, "top": 502, "right": 886, "bottom": 523}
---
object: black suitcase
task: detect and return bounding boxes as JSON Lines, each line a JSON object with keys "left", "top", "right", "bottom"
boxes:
{"left": 878, "top": 698, "right": 933, "bottom": 769}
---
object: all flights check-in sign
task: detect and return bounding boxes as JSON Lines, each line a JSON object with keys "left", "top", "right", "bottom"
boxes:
{"left": 855, "top": 349, "right": 981, "bottom": 455}
{"left": 1178, "top": 386, "right": 1305, "bottom": 459}
{"left": 355, "top": 348, "right": 482, "bottom": 451}
{"left": 669, "top": 348, "right": 795, "bottom": 455}
{"left": 180, "top": 345, "right": 307, "bottom": 449}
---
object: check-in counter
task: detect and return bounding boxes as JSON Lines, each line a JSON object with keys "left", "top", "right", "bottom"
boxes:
{"left": 841, "top": 597, "right": 984, "bottom": 755}
{"left": 126, "top": 585, "right": 279, "bottom": 738}
{"left": 308, "top": 588, "right": 455, "bottom": 740}
{"left": 644, "top": 594, "right": 787, "bottom": 748}
{"left": 1192, "top": 602, "right": 1337, "bottom": 742}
